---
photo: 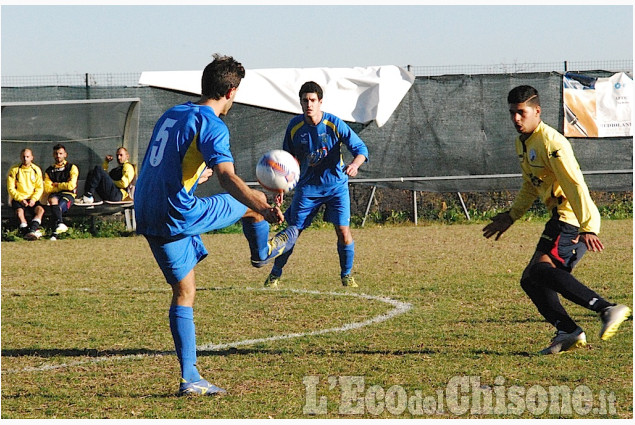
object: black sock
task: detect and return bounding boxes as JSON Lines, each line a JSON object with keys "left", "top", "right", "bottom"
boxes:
{"left": 52, "top": 205, "right": 63, "bottom": 223}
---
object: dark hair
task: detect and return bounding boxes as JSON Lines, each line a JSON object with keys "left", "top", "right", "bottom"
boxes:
{"left": 299, "top": 81, "right": 323, "bottom": 100}
{"left": 201, "top": 54, "right": 245, "bottom": 99}
{"left": 507, "top": 85, "right": 540, "bottom": 106}
{"left": 53, "top": 143, "right": 66, "bottom": 152}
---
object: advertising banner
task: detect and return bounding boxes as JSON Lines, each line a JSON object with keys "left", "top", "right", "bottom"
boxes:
{"left": 563, "top": 72, "right": 633, "bottom": 138}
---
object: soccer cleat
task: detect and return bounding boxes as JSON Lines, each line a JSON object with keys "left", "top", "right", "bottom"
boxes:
{"left": 599, "top": 304, "right": 631, "bottom": 341}
{"left": 75, "top": 196, "right": 103, "bottom": 206}
{"left": 341, "top": 275, "right": 358, "bottom": 288}
{"left": 55, "top": 223, "right": 69, "bottom": 234}
{"left": 538, "top": 327, "right": 586, "bottom": 355}
{"left": 75, "top": 195, "right": 95, "bottom": 204}
{"left": 19, "top": 226, "right": 29, "bottom": 237}
{"left": 264, "top": 274, "right": 280, "bottom": 288}
{"left": 178, "top": 378, "right": 227, "bottom": 396}
{"left": 251, "top": 226, "right": 298, "bottom": 268}
{"left": 24, "top": 229, "right": 42, "bottom": 241}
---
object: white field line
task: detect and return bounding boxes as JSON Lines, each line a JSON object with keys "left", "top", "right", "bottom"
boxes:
{"left": 2, "top": 288, "right": 412, "bottom": 374}
{"left": 198, "top": 288, "right": 413, "bottom": 351}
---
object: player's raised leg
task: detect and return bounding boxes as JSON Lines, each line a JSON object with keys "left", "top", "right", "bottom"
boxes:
{"left": 241, "top": 215, "right": 298, "bottom": 268}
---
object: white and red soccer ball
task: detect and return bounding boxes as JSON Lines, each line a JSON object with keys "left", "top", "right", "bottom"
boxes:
{"left": 256, "top": 149, "right": 300, "bottom": 193}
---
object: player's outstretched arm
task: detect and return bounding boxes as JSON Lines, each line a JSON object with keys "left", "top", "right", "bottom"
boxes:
{"left": 214, "top": 162, "right": 283, "bottom": 224}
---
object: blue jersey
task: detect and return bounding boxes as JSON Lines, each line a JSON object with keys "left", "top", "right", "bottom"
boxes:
{"left": 283, "top": 112, "right": 368, "bottom": 194}
{"left": 135, "top": 102, "right": 235, "bottom": 238}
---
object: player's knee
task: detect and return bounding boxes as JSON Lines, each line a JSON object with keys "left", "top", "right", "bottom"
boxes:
{"left": 254, "top": 190, "right": 267, "bottom": 204}
{"left": 336, "top": 227, "right": 352, "bottom": 245}
{"left": 520, "top": 274, "right": 533, "bottom": 291}
{"left": 243, "top": 208, "right": 262, "bottom": 221}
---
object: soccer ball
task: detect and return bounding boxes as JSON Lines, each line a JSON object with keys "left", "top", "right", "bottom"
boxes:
{"left": 256, "top": 150, "right": 300, "bottom": 193}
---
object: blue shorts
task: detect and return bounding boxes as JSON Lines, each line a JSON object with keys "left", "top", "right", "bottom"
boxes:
{"left": 536, "top": 214, "right": 587, "bottom": 272}
{"left": 144, "top": 193, "right": 248, "bottom": 284}
{"left": 286, "top": 184, "right": 350, "bottom": 230}
{"left": 48, "top": 193, "right": 75, "bottom": 212}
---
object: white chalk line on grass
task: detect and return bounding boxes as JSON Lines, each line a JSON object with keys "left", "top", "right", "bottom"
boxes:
{"left": 198, "top": 288, "right": 412, "bottom": 351}
{"left": 3, "top": 288, "right": 412, "bottom": 374}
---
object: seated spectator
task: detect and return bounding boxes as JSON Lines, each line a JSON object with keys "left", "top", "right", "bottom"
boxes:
{"left": 44, "top": 143, "right": 79, "bottom": 237}
{"left": 76, "top": 147, "right": 135, "bottom": 204}
{"left": 6, "top": 148, "right": 46, "bottom": 240}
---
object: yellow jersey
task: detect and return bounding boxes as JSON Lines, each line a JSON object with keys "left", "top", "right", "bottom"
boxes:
{"left": 6, "top": 163, "right": 44, "bottom": 203}
{"left": 509, "top": 121, "right": 600, "bottom": 234}
{"left": 102, "top": 159, "right": 136, "bottom": 201}
{"left": 43, "top": 160, "right": 79, "bottom": 197}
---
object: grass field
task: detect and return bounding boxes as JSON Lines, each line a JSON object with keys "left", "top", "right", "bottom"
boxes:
{"left": 1, "top": 219, "right": 632, "bottom": 418}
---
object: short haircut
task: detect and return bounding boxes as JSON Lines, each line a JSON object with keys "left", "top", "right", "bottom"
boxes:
{"left": 20, "top": 148, "right": 32, "bottom": 156}
{"left": 201, "top": 54, "right": 245, "bottom": 99}
{"left": 299, "top": 81, "right": 323, "bottom": 100}
{"left": 508, "top": 85, "right": 540, "bottom": 106}
{"left": 53, "top": 143, "right": 66, "bottom": 152}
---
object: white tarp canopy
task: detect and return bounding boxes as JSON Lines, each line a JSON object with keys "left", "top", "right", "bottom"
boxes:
{"left": 139, "top": 65, "right": 415, "bottom": 127}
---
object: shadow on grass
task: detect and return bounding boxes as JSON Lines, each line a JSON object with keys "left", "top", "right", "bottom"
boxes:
{"left": 2, "top": 346, "right": 438, "bottom": 360}
{"left": 1, "top": 348, "right": 172, "bottom": 358}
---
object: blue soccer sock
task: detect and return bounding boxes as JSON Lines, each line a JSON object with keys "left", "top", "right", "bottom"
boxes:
{"left": 169, "top": 305, "right": 201, "bottom": 383}
{"left": 241, "top": 218, "right": 270, "bottom": 261}
{"left": 338, "top": 241, "right": 355, "bottom": 277}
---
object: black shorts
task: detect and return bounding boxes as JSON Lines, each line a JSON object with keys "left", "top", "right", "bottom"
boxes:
{"left": 12, "top": 200, "right": 43, "bottom": 212}
{"left": 536, "top": 214, "right": 587, "bottom": 272}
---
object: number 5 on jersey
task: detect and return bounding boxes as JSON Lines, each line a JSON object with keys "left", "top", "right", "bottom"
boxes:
{"left": 149, "top": 118, "right": 177, "bottom": 167}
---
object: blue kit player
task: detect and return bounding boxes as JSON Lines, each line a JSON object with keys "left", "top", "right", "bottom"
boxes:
{"left": 263, "top": 81, "right": 368, "bottom": 289}
{"left": 134, "top": 54, "right": 297, "bottom": 396}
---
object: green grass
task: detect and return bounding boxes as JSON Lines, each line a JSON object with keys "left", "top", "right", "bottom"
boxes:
{"left": 1, "top": 219, "right": 632, "bottom": 418}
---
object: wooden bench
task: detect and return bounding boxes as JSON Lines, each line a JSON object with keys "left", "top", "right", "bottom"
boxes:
{"left": 2, "top": 177, "right": 136, "bottom": 234}
{"left": 1, "top": 200, "right": 136, "bottom": 234}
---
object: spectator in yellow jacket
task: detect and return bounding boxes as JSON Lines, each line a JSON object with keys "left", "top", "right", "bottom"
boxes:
{"left": 6, "top": 148, "right": 45, "bottom": 240}
{"left": 44, "top": 144, "right": 79, "bottom": 236}
{"left": 76, "top": 147, "right": 135, "bottom": 205}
